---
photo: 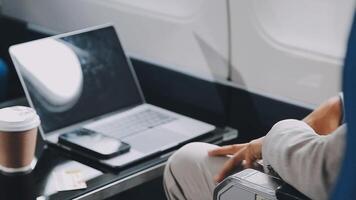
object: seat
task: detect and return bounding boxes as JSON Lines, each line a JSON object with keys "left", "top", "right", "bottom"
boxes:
{"left": 331, "top": 12, "right": 356, "bottom": 199}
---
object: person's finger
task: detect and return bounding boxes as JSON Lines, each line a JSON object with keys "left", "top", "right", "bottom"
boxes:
{"left": 244, "top": 145, "right": 254, "bottom": 168}
{"left": 214, "top": 148, "right": 246, "bottom": 182}
{"left": 208, "top": 144, "right": 246, "bottom": 156}
{"left": 244, "top": 154, "right": 253, "bottom": 168}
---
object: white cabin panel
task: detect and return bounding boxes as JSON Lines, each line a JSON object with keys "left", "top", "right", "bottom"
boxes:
{"left": 229, "top": 0, "right": 355, "bottom": 107}
{"left": 2, "top": 0, "right": 229, "bottom": 81}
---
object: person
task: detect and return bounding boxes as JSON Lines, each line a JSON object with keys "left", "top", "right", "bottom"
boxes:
{"left": 163, "top": 94, "right": 346, "bottom": 200}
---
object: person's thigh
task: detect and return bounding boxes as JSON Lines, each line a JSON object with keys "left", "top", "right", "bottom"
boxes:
{"left": 163, "top": 142, "right": 229, "bottom": 200}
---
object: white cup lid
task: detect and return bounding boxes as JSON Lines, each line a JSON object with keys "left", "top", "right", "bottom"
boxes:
{"left": 0, "top": 106, "right": 40, "bottom": 132}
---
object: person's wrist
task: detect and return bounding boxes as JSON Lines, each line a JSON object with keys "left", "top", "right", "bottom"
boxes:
{"left": 303, "top": 116, "right": 315, "bottom": 130}
{"left": 330, "top": 96, "right": 342, "bottom": 125}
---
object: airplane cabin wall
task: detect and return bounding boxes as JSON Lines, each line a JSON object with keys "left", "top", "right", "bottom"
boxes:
{"left": 1, "top": 0, "right": 229, "bottom": 82}
{"left": 229, "top": 0, "right": 355, "bottom": 108}
{"left": 1, "top": 0, "right": 355, "bottom": 108}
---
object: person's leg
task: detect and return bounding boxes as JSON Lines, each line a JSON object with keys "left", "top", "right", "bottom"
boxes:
{"left": 163, "top": 142, "right": 229, "bottom": 200}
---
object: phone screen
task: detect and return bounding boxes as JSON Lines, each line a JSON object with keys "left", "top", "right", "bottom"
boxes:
{"left": 58, "top": 128, "right": 130, "bottom": 158}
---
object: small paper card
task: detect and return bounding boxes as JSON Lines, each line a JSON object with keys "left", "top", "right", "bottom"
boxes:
{"left": 54, "top": 169, "right": 87, "bottom": 191}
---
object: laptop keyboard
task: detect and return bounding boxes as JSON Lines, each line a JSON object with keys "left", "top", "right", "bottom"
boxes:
{"left": 92, "top": 109, "right": 176, "bottom": 139}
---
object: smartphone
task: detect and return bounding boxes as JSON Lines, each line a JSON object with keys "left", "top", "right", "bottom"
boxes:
{"left": 58, "top": 128, "right": 130, "bottom": 159}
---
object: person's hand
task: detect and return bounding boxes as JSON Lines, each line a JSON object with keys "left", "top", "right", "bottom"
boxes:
{"left": 303, "top": 95, "right": 342, "bottom": 135}
{"left": 208, "top": 137, "right": 264, "bottom": 183}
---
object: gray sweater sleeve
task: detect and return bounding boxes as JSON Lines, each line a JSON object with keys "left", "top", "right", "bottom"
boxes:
{"left": 262, "top": 119, "right": 346, "bottom": 200}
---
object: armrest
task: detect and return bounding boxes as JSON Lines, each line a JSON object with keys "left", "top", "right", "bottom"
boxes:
{"left": 214, "top": 169, "right": 310, "bottom": 200}
{"left": 214, "top": 169, "right": 283, "bottom": 200}
{"left": 276, "top": 183, "right": 311, "bottom": 200}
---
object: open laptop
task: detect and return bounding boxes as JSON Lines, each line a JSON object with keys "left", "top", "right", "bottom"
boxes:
{"left": 9, "top": 25, "right": 215, "bottom": 169}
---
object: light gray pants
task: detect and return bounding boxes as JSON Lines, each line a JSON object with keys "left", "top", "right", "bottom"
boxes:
{"left": 163, "top": 142, "right": 229, "bottom": 200}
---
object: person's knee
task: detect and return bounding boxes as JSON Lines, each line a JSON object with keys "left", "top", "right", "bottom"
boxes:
{"left": 164, "top": 142, "right": 230, "bottom": 200}
{"left": 164, "top": 143, "right": 216, "bottom": 193}
{"left": 164, "top": 142, "right": 219, "bottom": 184}
{"left": 167, "top": 142, "right": 217, "bottom": 170}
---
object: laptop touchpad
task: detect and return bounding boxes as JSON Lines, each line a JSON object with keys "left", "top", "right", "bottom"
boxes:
{"left": 122, "top": 128, "right": 187, "bottom": 153}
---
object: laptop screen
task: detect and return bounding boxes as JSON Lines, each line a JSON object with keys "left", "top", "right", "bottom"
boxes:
{"left": 11, "top": 26, "right": 144, "bottom": 133}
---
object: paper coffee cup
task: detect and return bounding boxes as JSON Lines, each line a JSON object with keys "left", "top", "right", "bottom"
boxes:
{"left": 0, "top": 106, "right": 40, "bottom": 174}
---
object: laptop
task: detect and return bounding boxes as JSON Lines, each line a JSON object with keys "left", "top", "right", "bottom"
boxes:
{"left": 9, "top": 25, "right": 215, "bottom": 169}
